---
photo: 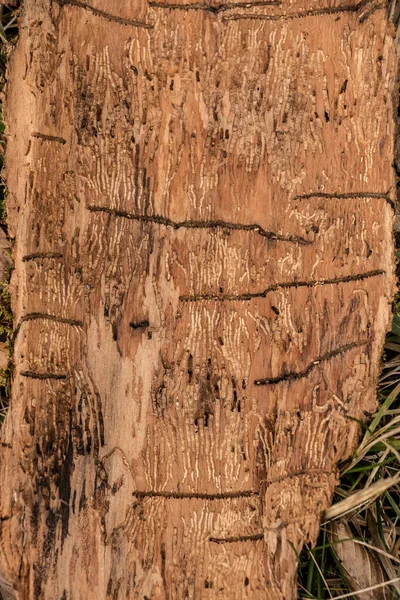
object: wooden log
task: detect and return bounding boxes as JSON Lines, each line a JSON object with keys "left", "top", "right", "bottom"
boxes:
{"left": 0, "top": 0, "right": 396, "bottom": 597}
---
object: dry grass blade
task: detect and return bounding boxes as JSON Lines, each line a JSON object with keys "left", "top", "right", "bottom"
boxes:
{"left": 366, "top": 510, "right": 400, "bottom": 595}
{"left": 328, "top": 520, "right": 390, "bottom": 599}
{"left": 298, "top": 104, "right": 400, "bottom": 597}
{"left": 326, "top": 578, "right": 400, "bottom": 600}
{"left": 324, "top": 474, "right": 400, "bottom": 521}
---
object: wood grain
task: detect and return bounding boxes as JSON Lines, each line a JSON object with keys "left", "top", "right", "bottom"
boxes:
{"left": 0, "top": 0, "right": 396, "bottom": 598}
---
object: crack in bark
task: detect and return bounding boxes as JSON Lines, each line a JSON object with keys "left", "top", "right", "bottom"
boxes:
{"left": 32, "top": 132, "right": 66, "bottom": 145}
{"left": 56, "top": 0, "right": 154, "bottom": 28}
{"left": 293, "top": 191, "right": 394, "bottom": 210}
{"left": 254, "top": 340, "right": 367, "bottom": 386}
{"left": 20, "top": 371, "right": 68, "bottom": 380}
{"left": 179, "top": 269, "right": 385, "bottom": 302}
{"left": 22, "top": 252, "right": 64, "bottom": 263}
{"left": 209, "top": 533, "right": 264, "bottom": 543}
{"left": 149, "top": 0, "right": 280, "bottom": 13}
{"left": 132, "top": 490, "right": 259, "bottom": 499}
{"left": 87, "top": 205, "right": 311, "bottom": 245}
{"left": 222, "top": 0, "right": 379, "bottom": 21}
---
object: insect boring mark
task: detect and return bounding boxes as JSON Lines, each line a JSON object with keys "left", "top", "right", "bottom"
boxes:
{"left": 12, "top": 314, "right": 84, "bottom": 344}
{"left": 254, "top": 340, "right": 367, "bottom": 386}
{"left": 22, "top": 252, "right": 64, "bottom": 262}
{"left": 20, "top": 371, "right": 68, "bottom": 380}
{"left": 222, "top": 0, "right": 384, "bottom": 21}
{"left": 57, "top": 0, "right": 154, "bottom": 28}
{"left": 87, "top": 205, "right": 311, "bottom": 245}
{"left": 292, "top": 191, "right": 394, "bottom": 210}
{"left": 131, "top": 490, "right": 259, "bottom": 499}
{"left": 209, "top": 533, "right": 264, "bottom": 543}
{"left": 20, "top": 313, "right": 83, "bottom": 327}
{"left": 188, "top": 354, "right": 194, "bottom": 384}
{"left": 129, "top": 320, "right": 150, "bottom": 330}
{"left": 32, "top": 132, "right": 67, "bottom": 144}
{"left": 179, "top": 270, "right": 386, "bottom": 302}
{"left": 149, "top": 0, "right": 280, "bottom": 12}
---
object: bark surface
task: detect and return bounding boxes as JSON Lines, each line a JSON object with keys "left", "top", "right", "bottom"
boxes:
{"left": 0, "top": 0, "right": 397, "bottom": 598}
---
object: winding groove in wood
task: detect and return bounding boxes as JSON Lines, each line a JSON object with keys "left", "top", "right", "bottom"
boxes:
{"left": 264, "top": 518, "right": 316, "bottom": 532}
{"left": 56, "top": 0, "right": 154, "bottom": 28}
{"left": 222, "top": 0, "right": 380, "bottom": 21}
{"left": 19, "top": 313, "right": 84, "bottom": 327}
{"left": 87, "top": 205, "right": 311, "bottom": 245}
{"left": 22, "top": 252, "right": 64, "bottom": 262}
{"left": 31, "top": 132, "right": 66, "bottom": 145}
{"left": 293, "top": 191, "right": 394, "bottom": 209}
{"left": 179, "top": 269, "right": 386, "bottom": 302}
{"left": 266, "top": 469, "right": 333, "bottom": 485}
{"left": 209, "top": 533, "right": 264, "bottom": 543}
{"left": 12, "top": 313, "right": 84, "bottom": 343}
{"left": 254, "top": 340, "right": 367, "bottom": 386}
{"left": 20, "top": 371, "right": 68, "bottom": 380}
{"left": 132, "top": 490, "right": 259, "bottom": 499}
{"left": 149, "top": 0, "right": 281, "bottom": 13}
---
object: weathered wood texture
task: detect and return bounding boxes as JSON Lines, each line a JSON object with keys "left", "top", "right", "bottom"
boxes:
{"left": 0, "top": 0, "right": 397, "bottom": 598}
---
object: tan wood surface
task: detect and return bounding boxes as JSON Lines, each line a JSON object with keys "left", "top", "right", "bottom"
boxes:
{"left": 0, "top": 1, "right": 397, "bottom": 598}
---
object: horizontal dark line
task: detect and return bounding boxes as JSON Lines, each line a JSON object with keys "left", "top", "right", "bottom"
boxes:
{"left": 149, "top": 0, "right": 280, "bottom": 12}
{"left": 293, "top": 191, "right": 394, "bottom": 210}
{"left": 0, "top": 515, "right": 11, "bottom": 522}
{"left": 12, "top": 313, "right": 84, "bottom": 343}
{"left": 209, "top": 533, "right": 264, "bottom": 543}
{"left": 87, "top": 206, "right": 310, "bottom": 245}
{"left": 22, "top": 252, "right": 63, "bottom": 263}
{"left": 222, "top": 0, "right": 378, "bottom": 21}
{"left": 32, "top": 132, "right": 66, "bottom": 145}
{"left": 57, "top": 0, "right": 154, "bottom": 28}
{"left": 132, "top": 490, "right": 259, "bottom": 499}
{"left": 265, "top": 468, "right": 333, "bottom": 485}
{"left": 20, "top": 313, "right": 83, "bottom": 327}
{"left": 254, "top": 340, "right": 367, "bottom": 386}
{"left": 129, "top": 320, "right": 150, "bottom": 329}
{"left": 20, "top": 371, "right": 67, "bottom": 380}
{"left": 263, "top": 518, "right": 308, "bottom": 532}
{"left": 179, "top": 269, "right": 385, "bottom": 302}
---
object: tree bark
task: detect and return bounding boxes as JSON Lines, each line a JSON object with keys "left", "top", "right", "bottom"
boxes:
{"left": 0, "top": 0, "right": 397, "bottom": 598}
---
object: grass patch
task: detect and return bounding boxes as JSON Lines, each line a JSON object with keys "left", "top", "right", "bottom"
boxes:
{"left": 298, "top": 261, "right": 400, "bottom": 599}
